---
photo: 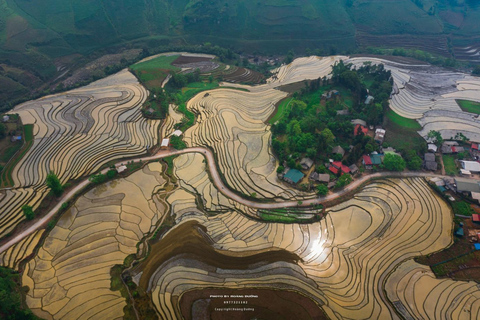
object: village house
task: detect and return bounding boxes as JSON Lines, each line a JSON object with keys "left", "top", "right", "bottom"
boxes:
{"left": 427, "top": 144, "right": 438, "bottom": 153}
{"left": 374, "top": 128, "right": 386, "bottom": 144}
{"left": 332, "top": 146, "right": 345, "bottom": 157}
{"left": 300, "top": 158, "right": 314, "bottom": 171}
{"left": 460, "top": 160, "right": 480, "bottom": 173}
{"left": 160, "top": 138, "right": 170, "bottom": 149}
{"left": 2, "top": 115, "right": 9, "bottom": 122}
{"left": 362, "top": 155, "right": 373, "bottom": 169}
{"left": 283, "top": 168, "right": 305, "bottom": 185}
{"left": 309, "top": 172, "right": 330, "bottom": 183}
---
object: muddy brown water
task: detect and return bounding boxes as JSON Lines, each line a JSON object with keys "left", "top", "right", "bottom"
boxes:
{"left": 179, "top": 288, "right": 329, "bottom": 320}
{"left": 139, "top": 221, "right": 301, "bottom": 289}
{"left": 138, "top": 221, "right": 327, "bottom": 318}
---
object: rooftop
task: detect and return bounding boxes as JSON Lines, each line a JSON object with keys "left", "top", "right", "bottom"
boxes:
{"left": 461, "top": 161, "right": 480, "bottom": 172}
{"left": 284, "top": 169, "right": 304, "bottom": 184}
{"left": 455, "top": 178, "right": 480, "bottom": 193}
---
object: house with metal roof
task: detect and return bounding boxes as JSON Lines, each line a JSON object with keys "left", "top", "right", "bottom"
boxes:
{"left": 300, "top": 158, "right": 314, "bottom": 170}
{"left": 428, "top": 144, "right": 438, "bottom": 153}
{"left": 283, "top": 169, "right": 305, "bottom": 185}
{"left": 362, "top": 155, "right": 373, "bottom": 169}
{"left": 309, "top": 172, "right": 330, "bottom": 183}
{"left": 461, "top": 161, "right": 480, "bottom": 173}
{"left": 424, "top": 153, "right": 436, "bottom": 162}
{"left": 455, "top": 178, "right": 480, "bottom": 193}
{"left": 332, "top": 146, "right": 345, "bottom": 157}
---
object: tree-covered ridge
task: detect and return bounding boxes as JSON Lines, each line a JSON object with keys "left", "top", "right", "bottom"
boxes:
{"left": 271, "top": 60, "right": 392, "bottom": 170}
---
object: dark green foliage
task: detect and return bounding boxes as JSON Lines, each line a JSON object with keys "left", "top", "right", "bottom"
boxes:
{"left": 46, "top": 171, "right": 63, "bottom": 197}
{"left": 427, "top": 130, "right": 444, "bottom": 146}
{"left": 89, "top": 173, "right": 106, "bottom": 185}
{"left": 316, "top": 184, "right": 329, "bottom": 196}
{"left": 335, "top": 174, "right": 353, "bottom": 189}
{"left": 107, "top": 169, "right": 117, "bottom": 179}
{"left": 451, "top": 201, "right": 475, "bottom": 216}
{"left": 170, "top": 135, "right": 187, "bottom": 150}
{"left": 473, "top": 65, "right": 480, "bottom": 76}
{"left": 0, "top": 123, "right": 6, "bottom": 138}
{"left": 276, "top": 165, "right": 285, "bottom": 174}
{"left": 22, "top": 205, "right": 35, "bottom": 220}
{"left": 405, "top": 150, "right": 423, "bottom": 170}
{"left": 383, "top": 153, "right": 406, "bottom": 171}
{"left": 0, "top": 267, "right": 39, "bottom": 320}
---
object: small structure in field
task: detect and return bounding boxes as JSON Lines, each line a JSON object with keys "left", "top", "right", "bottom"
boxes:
{"left": 283, "top": 169, "right": 305, "bottom": 185}
{"left": 351, "top": 119, "right": 367, "bottom": 127}
{"left": 171, "top": 130, "right": 183, "bottom": 137}
{"left": 161, "top": 138, "right": 170, "bottom": 149}
{"left": 300, "top": 158, "right": 314, "bottom": 170}
{"left": 2, "top": 115, "right": 9, "bottom": 122}
{"left": 11, "top": 136, "right": 22, "bottom": 142}
{"left": 116, "top": 165, "right": 127, "bottom": 174}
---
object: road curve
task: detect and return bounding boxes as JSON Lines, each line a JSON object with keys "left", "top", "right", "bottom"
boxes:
{"left": 0, "top": 146, "right": 475, "bottom": 253}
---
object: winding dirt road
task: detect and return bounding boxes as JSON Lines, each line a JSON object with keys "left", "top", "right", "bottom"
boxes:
{"left": 0, "top": 146, "right": 475, "bottom": 254}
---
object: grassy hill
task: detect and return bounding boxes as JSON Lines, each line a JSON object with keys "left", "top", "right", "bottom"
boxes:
{"left": 1, "top": 0, "right": 480, "bottom": 110}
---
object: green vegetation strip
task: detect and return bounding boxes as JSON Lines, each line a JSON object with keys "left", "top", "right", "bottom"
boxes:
{"left": 443, "top": 155, "right": 457, "bottom": 175}
{"left": 269, "top": 97, "right": 293, "bottom": 124}
{"left": 1, "top": 124, "right": 34, "bottom": 187}
{"left": 386, "top": 109, "right": 422, "bottom": 129}
{"left": 456, "top": 100, "right": 480, "bottom": 115}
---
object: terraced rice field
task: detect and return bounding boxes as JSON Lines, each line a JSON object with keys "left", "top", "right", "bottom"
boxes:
{"left": 0, "top": 229, "right": 44, "bottom": 270}
{"left": 145, "top": 177, "right": 459, "bottom": 319}
{"left": 386, "top": 259, "right": 480, "bottom": 319}
{"left": 184, "top": 87, "right": 306, "bottom": 200}
{"left": 22, "top": 164, "right": 167, "bottom": 320}
{"left": 347, "top": 56, "right": 480, "bottom": 120}
{"left": 0, "top": 69, "right": 160, "bottom": 242}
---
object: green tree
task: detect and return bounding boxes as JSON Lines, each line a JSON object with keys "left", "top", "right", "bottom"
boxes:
{"left": 276, "top": 165, "right": 285, "bottom": 174}
{"left": 0, "top": 123, "right": 6, "bottom": 139}
{"left": 106, "top": 169, "right": 117, "bottom": 179}
{"left": 89, "top": 173, "right": 106, "bottom": 185}
{"left": 22, "top": 205, "right": 35, "bottom": 220}
{"left": 406, "top": 152, "right": 422, "bottom": 170}
{"left": 384, "top": 153, "right": 406, "bottom": 171}
{"left": 320, "top": 128, "right": 335, "bottom": 145}
{"left": 170, "top": 135, "right": 187, "bottom": 150}
{"left": 335, "top": 174, "right": 353, "bottom": 189}
{"left": 46, "top": 171, "right": 64, "bottom": 197}
{"left": 427, "top": 130, "right": 443, "bottom": 146}
{"left": 316, "top": 184, "right": 329, "bottom": 196}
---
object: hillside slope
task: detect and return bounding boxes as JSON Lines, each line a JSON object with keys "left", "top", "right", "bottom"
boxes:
{"left": 1, "top": 0, "right": 480, "bottom": 109}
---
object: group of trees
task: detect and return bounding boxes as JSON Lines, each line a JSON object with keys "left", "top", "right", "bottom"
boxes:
{"left": 0, "top": 267, "right": 37, "bottom": 320}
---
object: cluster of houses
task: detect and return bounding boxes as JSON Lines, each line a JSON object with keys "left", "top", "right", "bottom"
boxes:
{"left": 438, "top": 140, "right": 480, "bottom": 175}
{"left": 430, "top": 176, "right": 480, "bottom": 204}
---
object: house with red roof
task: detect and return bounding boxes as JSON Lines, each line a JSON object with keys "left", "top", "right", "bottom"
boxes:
{"left": 472, "top": 143, "right": 478, "bottom": 150}
{"left": 362, "top": 155, "right": 373, "bottom": 169}
{"left": 330, "top": 161, "right": 350, "bottom": 175}
{"left": 354, "top": 124, "right": 368, "bottom": 136}
{"left": 473, "top": 214, "right": 480, "bottom": 224}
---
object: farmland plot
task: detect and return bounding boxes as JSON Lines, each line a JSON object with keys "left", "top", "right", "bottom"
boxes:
{"left": 22, "top": 164, "right": 166, "bottom": 320}
{"left": 146, "top": 178, "right": 457, "bottom": 319}
{"left": 386, "top": 259, "right": 480, "bottom": 320}
{"left": 347, "top": 56, "right": 480, "bottom": 120}
{"left": 184, "top": 87, "right": 308, "bottom": 200}
{"left": 0, "top": 69, "right": 160, "bottom": 241}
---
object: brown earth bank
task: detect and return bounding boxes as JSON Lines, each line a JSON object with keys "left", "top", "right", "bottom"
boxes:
{"left": 179, "top": 288, "right": 329, "bottom": 320}
{"left": 172, "top": 56, "right": 213, "bottom": 65}
{"left": 137, "top": 220, "right": 301, "bottom": 290}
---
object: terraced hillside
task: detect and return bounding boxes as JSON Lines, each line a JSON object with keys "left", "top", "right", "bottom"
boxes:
{"left": 386, "top": 259, "right": 480, "bottom": 319}
{"left": 22, "top": 163, "right": 167, "bottom": 320}
{"left": 0, "top": 69, "right": 160, "bottom": 242}
{"left": 143, "top": 177, "right": 457, "bottom": 319}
